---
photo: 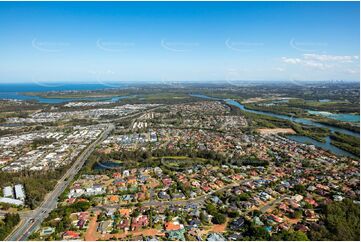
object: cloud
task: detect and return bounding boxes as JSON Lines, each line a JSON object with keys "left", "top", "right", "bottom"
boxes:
{"left": 273, "top": 67, "right": 285, "bottom": 72}
{"left": 303, "top": 54, "right": 358, "bottom": 63}
{"left": 281, "top": 57, "right": 302, "bottom": 64}
{"left": 281, "top": 53, "right": 359, "bottom": 71}
{"left": 345, "top": 69, "right": 359, "bottom": 74}
{"left": 281, "top": 57, "right": 329, "bottom": 70}
{"left": 302, "top": 61, "right": 331, "bottom": 70}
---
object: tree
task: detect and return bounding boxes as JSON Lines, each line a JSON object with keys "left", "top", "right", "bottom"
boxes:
{"left": 292, "top": 210, "right": 303, "bottom": 219}
{"left": 272, "top": 230, "right": 309, "bottom": 241}
{"left": 293, "top": 184, "right": 306, "bottom": 194}
{"left": 304, "top": 202, "right": 313, "bottom": 209}
{"left": 307, "top": 224, "right": 329, "bottom": 241}
{"left": 0, "top": 213, "right": 20, "bottom": 240}
{"left": 323, "top": 199, "right": 360, "bottom": 241}
{"left": 239, "top": 193, "right": 250, "bottom": 201}
{"left": 212, "top": 213, "right": 226, "bottom": 224}
{"left": 200, "top": 211, "right": 209, "bottom": 225}
{"left": 249, "top": 225, "right": 270, "bottom": 240}
{"left": 227, "top": 210, "right": 240, "bottom": 218}
{"left": 205, "top": 203, "right": 218, "bottom": 216}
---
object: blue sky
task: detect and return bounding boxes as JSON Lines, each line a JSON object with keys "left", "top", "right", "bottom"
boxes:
{"left": 0, "top": 1, "right": 359, "bottom": 83}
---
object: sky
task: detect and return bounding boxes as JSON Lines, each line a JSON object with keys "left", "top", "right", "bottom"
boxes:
{"left": 0, "top": 1, "right": 359, "bottom": 83}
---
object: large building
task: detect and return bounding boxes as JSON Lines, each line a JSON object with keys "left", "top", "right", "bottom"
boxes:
{"left": 3, "top": 186, "right": 14, "bottom": 198}
{"left": 0, "top": 184, "right": 26, "bottom": 206}
{"left": 14, "top": 184, "right": 26, "bottom": 201}
{"left": 0, "top": 197, "right": 24, "bottom": 206}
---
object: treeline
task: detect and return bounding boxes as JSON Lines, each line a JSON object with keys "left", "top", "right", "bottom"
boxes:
{"left": 308, "top": 199, "right": 360, "bottom": 241}
{"left": 317, "top": 119, "right": 359, "bottom": 133}
{"left": 32, "top": 137, "right": 56, "bottom": 148}
{"left": 0, "top": 125, "right": 44, "bottom": 138}
{"left": 244, "top": 103, "right": 306, "bottom": 117}
{"left": 240, "top": 217, "right": 309, "bottom": 241}
{"left": 64, "top": 118, "right": 98, "bottom": 126}
{"left": 330, "top": 132, "right": 360, "bottom": 156}
{"left": 0, "top": 102, "right": 46, "bottom": 112}
{"left": 84, "top": 148, "right": 231, "bottom": 174}
{"left": 237, "top": 156, "right": 269, "bottom": 167}
{"left": 87, "top": 147, "right": 269, "bottom": 177}
{"left": 0, "top": 213, "right": 20, "bottom": 240}
{"left": 101, "top": 148, "right": 228, "bottom": 164}
{"left": 291, "top": 123, "right": 330, "bottom": 142}
{"left": 288, "top": 99, "right": 360, "bottom": 114}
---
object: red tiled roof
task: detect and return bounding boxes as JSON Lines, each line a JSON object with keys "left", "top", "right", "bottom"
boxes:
{"left": 63, "top": 230, "right": 80, "bottom": 238}
{"left": 165, "top": 222, "right": 181, "bottom": 231}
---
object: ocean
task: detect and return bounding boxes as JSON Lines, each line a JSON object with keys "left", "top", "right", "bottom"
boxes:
{"left": 0, "top": 83, "right": 127, "bottom": 103}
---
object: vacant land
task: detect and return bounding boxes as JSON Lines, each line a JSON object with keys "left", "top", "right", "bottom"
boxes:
{"left": 257, "top": 128, "right": 296, "bottom": 135}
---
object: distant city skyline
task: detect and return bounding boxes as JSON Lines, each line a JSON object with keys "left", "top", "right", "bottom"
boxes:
{"left": 0, "top": 1, "right": 359, "bottom": 83}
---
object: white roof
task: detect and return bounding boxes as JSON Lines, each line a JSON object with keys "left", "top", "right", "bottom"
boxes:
{"left": 3, "top": 186, "right": 13, "bottom": 198}
{"left": 0, "top": 197, "right": 24, "bottom": 206}
{"left": 14, "top": 184, "right": 25, "bottom": 200}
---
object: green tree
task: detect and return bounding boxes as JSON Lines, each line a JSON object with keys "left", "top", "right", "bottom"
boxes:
{"left": 249, "top": 225, "right": 270, "bottom": 240}
{"left": 205, "top": 203, "right": 218, "bottom": 216}
{"left": 293, "top": 184, "right": 306, "bottom": 194}
{"left": 292, "top": 210, "right": 303, "bottom": 219}
{"left": 272, "top": 230, "right": 309, "bottom": 241}
{"left": 0, "top": 213, "right": 20, "bottom": 240}
{"left": 323, "top": 199, "right": 360, "bottom": 241}
{"left": 212, "top": 213, "right": 226, "bottom": 224}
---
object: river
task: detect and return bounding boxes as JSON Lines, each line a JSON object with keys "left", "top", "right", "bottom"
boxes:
{"left": 190, "top": 94, "right": 359, "bottom": 159}
{"left": 307, "top": 110, "right": 360, "bottom": 123}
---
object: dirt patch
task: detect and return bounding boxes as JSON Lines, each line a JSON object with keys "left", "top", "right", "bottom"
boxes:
{"left": 211, "top": 222, "right": 228, "bottom": 233}
{"left": 84, "top": 212, "right": 99, "bottom": 241}
{"left": 257, "top": 128, "right": 296, "bottom": 135}
{"left": 242, "top": 98, "right": 267, "bottom": 103}
{"left": 201, "top": 218, "right": 228, "bottom": 235}
{"left": 101, "top": 228, "right": 165, "bottom": 240}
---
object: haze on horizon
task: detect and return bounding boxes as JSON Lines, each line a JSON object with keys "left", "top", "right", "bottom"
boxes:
{"left": 0, "top": 1, "right": 359, "bottom": 83}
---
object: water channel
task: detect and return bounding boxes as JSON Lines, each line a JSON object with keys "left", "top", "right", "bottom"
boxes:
{"left": 190, "top": 94, "right": 359, "bottom": 159}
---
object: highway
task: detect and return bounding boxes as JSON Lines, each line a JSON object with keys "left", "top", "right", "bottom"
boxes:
{"left": 6, "top": 123, "right": 114, "bottom": 241}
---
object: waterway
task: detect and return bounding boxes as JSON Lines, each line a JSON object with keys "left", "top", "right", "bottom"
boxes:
{"left": 93, "top": 161, "right": 123, "bottom": 170}
{"left": 287, "top": 135, "right": 357, "bottom": 159}
{"left": 0, "top": 92, "right": 131, "bottom": 104}
{"left": 190, "top": 93, "right": 359, "bottom": 158}
{"left": 0, "top": 83, "right": 128, "bottom": 104}
{"left": 307, "top": 110, "right": 360, "bottom": 123}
